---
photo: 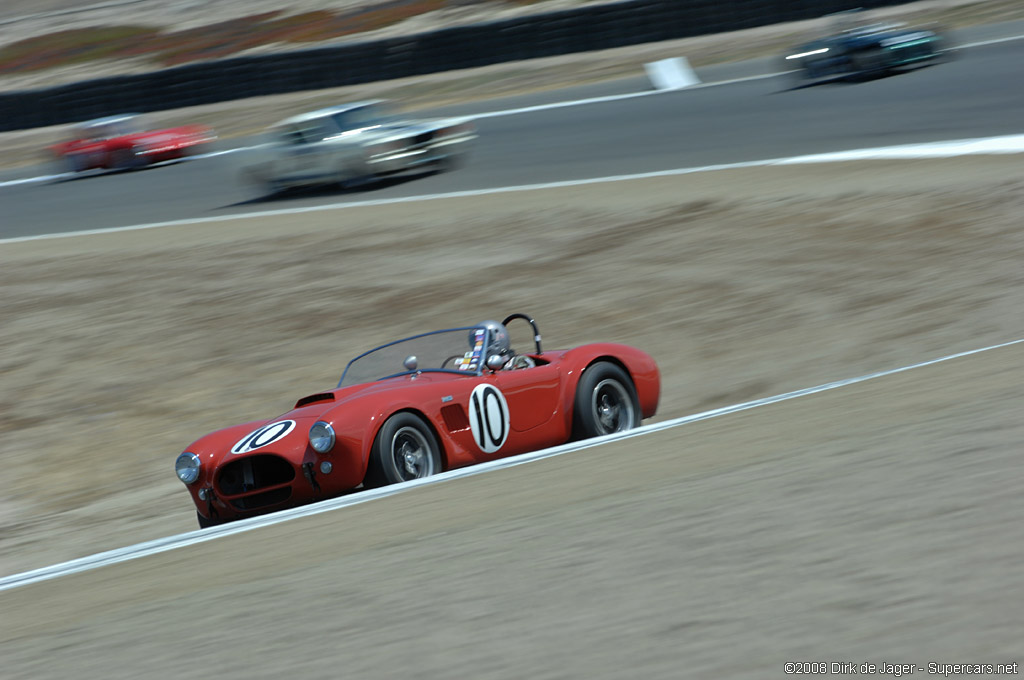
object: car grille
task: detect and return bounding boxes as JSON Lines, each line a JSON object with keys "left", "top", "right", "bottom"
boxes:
{"left": 229, "top": 487, "right": 292, "bottom": 511}
{"left": 217, "top": 454, "right": 296, "bottom": 496}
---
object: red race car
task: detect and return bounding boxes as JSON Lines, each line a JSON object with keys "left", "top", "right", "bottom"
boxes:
{"left": 51, "top": 114, "right": 216, "bottom": 173}
{"left": 174, "top": 314, "right": 660, "bottom": 528}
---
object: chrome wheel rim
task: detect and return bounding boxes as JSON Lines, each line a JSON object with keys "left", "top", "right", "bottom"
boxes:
{"left": 391, "top": 426, "right": 435, "bottom": 479}
{"left": 591, "top": 379, "right": 635, "bottom": 434}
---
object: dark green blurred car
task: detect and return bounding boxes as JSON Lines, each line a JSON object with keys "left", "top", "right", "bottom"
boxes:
{"left": 785, "top": 12, "right": 949, "bottom": 81}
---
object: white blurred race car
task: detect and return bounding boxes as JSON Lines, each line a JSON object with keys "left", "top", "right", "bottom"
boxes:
{"left": 242, "top": 100, "right": 476, "bottom": 194}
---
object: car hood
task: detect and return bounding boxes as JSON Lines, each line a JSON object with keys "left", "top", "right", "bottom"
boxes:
{"left": 121, "top": 126, "right": 214, "bottom": 146}
{"left": 361, "top": 118, "right": 466, "bottom": 143}
{"left": 188, "top": 414, "right": 320, "bottom": 471}
{"left": 845, "top": 27, "right": 936, "bottom": 47}
{"left": 188, "top": 372, "right": 466, "bottom": 466}
{"left": 288, "top": 371, "right": 472, "bottom": 417}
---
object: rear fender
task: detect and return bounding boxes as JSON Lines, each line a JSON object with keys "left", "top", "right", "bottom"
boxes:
{"left": 561, "top": 345, "right": 661, "bottom": 425}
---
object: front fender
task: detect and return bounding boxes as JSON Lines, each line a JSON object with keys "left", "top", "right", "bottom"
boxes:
{"left": 323, "top": 394, "right": 453, "bottom": 484}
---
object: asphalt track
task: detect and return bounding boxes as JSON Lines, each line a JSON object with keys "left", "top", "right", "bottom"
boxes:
{"left": 2, "top": 38, "right": 1023, "bottom": 240}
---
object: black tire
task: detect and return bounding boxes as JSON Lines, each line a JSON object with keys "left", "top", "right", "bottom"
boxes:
{"left": 850, "top": 49, "right": 891, "bottom": 79}
{"left": 197, "top": 511, "right": 219, "bottom": 529}
{"left": 365, "top": 412, "right": 442, "bottom": 487}
{"left": 800, "top": 58, "right": 824, "bottom": 81}
{"left": 265, "top": 180, "right": 287, "bottom": 197}
{"left": 63, "top": 153, "right": 87, "bottom": 174}
{"left": 434, "top": 152, "right": 465, "bottom": 173}
{"left": 333, "top": 163, "right": 357, "bottom": 188}
{"left": 110, "top": 147, "right": 145, "bottom": 171}
{"left": 930, "top": 43, "right": 955, "bottom": 65}
{"left": 572, "top": 362, "right": 641, "bottom": 439}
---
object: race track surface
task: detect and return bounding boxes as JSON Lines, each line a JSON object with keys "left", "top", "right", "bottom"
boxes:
{"left": 2, "top": 38, "right": 1024, "bottom": 239}
{"left": 2, "top": 341, "right": 1021, "bottom": 678}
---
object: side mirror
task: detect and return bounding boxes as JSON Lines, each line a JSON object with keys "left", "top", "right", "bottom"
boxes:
{"left": 403, "top": 355, "right": 419, "bottom": 371}
{"left": 486, "top": 354, "right": 509, "bottom": 371}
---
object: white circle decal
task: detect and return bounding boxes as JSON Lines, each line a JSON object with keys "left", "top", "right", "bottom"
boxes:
{"left": 469, "top": 384, "right": 510, "bottom": 453}
{"left": 230, "top": 420, "right": 296, "bottom": 454}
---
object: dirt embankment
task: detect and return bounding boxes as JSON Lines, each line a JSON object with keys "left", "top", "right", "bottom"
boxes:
{"left": 1, "top": 156, "right": 1024, "bottom": 677}
{"left": 2, "top": 155, "right": 1023, "bottom": 578}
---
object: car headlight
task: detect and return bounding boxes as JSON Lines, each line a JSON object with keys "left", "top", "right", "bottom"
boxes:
{"left": 175, "top": 452, "right": 201, "bottom": 484}
{"left": 309, "top": 421, "right": 336, "bottom": 453}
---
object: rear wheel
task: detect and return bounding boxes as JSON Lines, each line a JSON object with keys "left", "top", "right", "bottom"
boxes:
{"left": 572, "top": 362, "right": 641, "bottom": 439}
{"left": 365, "top": 412, "right": 441, "bottom": 487}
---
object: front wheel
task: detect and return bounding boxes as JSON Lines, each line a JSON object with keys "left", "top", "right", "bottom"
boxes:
{"left": 850, "top": 49, "right": 891, "bottom": 77}
{"left": 110, "top": 147, "right": 145, "bottom": 171}
{"left": 365, "top": 412, "right": 442, "bottom": 487}
{"left": 197, "top": 511, "right": 219, "bottom": 529}
{"left": 434, "top": 152, "right": 465, "bottom": 174}
{"left": 62, "top": 153, "right": 87, "bottom": 174}
{"left": 572, "top": 362, "right": 641, "bottom": 439}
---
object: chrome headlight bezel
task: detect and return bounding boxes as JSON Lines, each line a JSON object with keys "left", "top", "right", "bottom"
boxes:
{"left": 175, "top": 451, "right": 201, "bottom": 485}
{"left": 309, "top": 421, "right": 336, "bottom": 454}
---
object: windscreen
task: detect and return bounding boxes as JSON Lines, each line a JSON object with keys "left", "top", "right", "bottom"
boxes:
{"left": 338, "top": 327, "right": 487, "bottom": 387}
{"left": 331, "top": 103, "right": 395, "bottom": 133}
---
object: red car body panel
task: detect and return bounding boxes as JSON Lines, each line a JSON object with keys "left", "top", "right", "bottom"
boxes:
{"left": 179, "top": 336, "right": 660, "bottom": 525}
{"left": 52, "top": 121, "right": 215, "bottom": 171}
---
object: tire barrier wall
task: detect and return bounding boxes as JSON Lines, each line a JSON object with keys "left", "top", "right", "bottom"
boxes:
{"left": 0, "top": 0, "right": 912, "bottom": 132}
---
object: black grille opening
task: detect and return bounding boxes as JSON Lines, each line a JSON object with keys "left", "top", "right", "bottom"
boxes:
{"left": 230, "top": 487, "right": 292, "bottom": 511}
{"left": 217, "top": 454, "right": 296, "bottom": 495}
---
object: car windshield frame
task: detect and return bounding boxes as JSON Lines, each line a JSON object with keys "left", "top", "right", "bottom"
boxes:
{"left": 77, "top": 115, "right": 143, "bottom": 140}
{"left": 330, "top": 103, "right": 396, "bottom": 135}
{"left": 338, "top": 326, "right": 493, "bottom": 388}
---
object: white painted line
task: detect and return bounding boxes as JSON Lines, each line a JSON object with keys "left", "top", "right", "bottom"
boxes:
{"left": 4, "top": 132, "right": 1024, "bottom": 245}
{"left": 1, "top": 335, "right": 1021, "bottom": 593}
{"left": 777, "top": 134, "right": 1024, "bottom": 161}
{"left": 0, "top": 61, "right": 776, "bottom": 190}
{"left": 457, "top": 34, "right": 1024, "bottom": 120}
{"left": 0, "top": 0, "right": 152, "bottom": 26}
{"left": 0, "top": 175, "right": 56, "bottom": 187}
{"left": 0, "top": 148, "right": 239, "bottom": 189}
{"left": 468, "top": 72, "right": 772, "bottom": 120}
{"left": 0, "top": 62, "right": 773, "bottom": 191}
{"left": 961, "top": 34, "right": 1024, "bottom": 48}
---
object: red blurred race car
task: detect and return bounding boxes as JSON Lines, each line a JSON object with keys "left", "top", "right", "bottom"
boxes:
{"left": 51, "top": 113, "right": 216, "bottom": 173}
{"left": 174, "top": 314, "right": 660, "bottom": 528}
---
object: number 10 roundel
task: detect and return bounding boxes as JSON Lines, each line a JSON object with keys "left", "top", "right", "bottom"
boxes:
{"left": 468, "top": 384, "right": 510, "bottom": 453}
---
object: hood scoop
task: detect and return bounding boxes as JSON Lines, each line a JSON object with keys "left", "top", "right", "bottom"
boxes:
{"left": 294, "top": 392, "right": 335, "bottom": 408}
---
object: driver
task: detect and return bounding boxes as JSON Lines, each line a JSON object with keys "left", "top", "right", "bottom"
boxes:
{"left": 474, "top": 320, "right": 535, "bottom": 370}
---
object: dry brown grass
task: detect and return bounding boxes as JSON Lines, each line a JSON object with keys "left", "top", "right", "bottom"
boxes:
{"left": 2, "top": 156, "right": 1024, "bottom": 577}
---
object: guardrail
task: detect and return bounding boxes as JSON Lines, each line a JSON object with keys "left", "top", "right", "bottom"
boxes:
{"left": 0, "top": 0, "right": 910, "bottom": 132}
